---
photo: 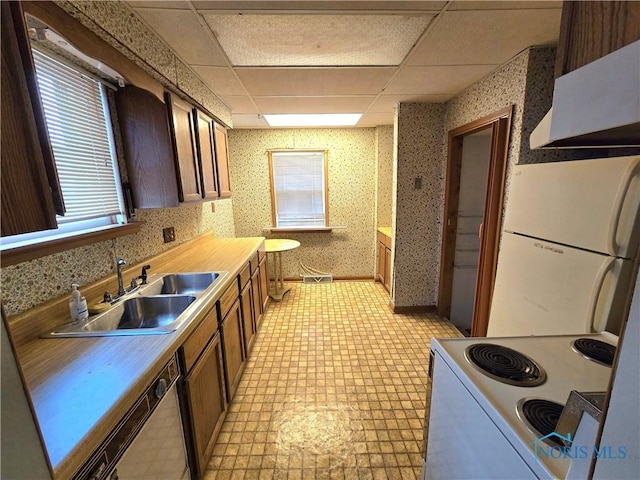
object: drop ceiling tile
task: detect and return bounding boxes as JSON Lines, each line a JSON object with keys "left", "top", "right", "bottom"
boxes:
{"left": 406, "top": 9, "right": 561, "bottom": 66}
{"left": 369, "top": 94, "right": 452, "bottom": 112}
{"left": 192, "top": 66, "right": 247, "bottom": 95}
{"left": 193, "top": 1, "right": 447, "bottom": 13}
{"left": 253, "top": 96, "right": 375, "bottom": 114}
{"left": 202, "top": 14, "right": 433, "bottom": 66}
{"left": 133, "top": 8, "right": 228, "bottom": 66}
{"left": 220, "top": 95, "right": 259, "bottom": 114}
{"left": 449, "top": 1, "right": 561, "bottom": 10}
{"left": 236, "top": 68, "right": 396, "bottom": 96}
{"left": 231, "top": 113, "right": 270, "bottom": 129}
{"left": 358, "top": 112, "right": 395, "bottom": 127}
{"left": 385, "top": 65, "right": 498, "bottom": 95}
{"left": 127, "top": 1, "right": 190, "bottom": 10}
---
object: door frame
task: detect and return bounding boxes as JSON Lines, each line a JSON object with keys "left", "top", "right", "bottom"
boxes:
{"left": 437, "top": 105, "right": 513, "bottom": 337}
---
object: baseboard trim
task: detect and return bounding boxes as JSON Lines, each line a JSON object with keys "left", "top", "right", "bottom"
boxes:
{"left": 392, "top": 305, "right": 437, "bottom": 314}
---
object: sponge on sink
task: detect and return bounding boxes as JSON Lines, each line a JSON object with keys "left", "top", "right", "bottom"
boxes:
{"left": 88, "top": 303, "right": 111, "bottom": 315}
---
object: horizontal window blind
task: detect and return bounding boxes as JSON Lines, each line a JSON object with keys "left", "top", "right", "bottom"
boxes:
{"left": 32, "top": 48, "right": 123, "bottom": 225}
{"left": 271, "top": 151, "right": 326, "bottom": 227}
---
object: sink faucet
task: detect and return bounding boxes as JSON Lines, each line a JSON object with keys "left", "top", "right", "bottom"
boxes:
{"left": 116, "top": 257, "right": 127, "bottom": 297}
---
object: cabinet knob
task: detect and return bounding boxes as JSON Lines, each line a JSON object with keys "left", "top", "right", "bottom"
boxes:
{"left": 154, "top": 378, "right": 167, "bottom": 399}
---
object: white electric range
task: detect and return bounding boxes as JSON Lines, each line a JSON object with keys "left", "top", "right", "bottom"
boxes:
{"left": 423, "top": 333, "right": 617, "bottom": 480}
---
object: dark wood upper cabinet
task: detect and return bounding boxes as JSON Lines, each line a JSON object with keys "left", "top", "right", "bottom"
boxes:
{"left": 115, "top": 85, "right": 179, "bottom": 208}
{"left": 194, "top": 110, "right": 219, "bottom": 199}
{"left": 166, "top": 92, "right": 202, "bottom": 203}
{"left": 555, "top": 1, "right": 640, "bottom": 77}
{"left": 213, "top": 122, "right": 232, "bottom": 198}
{"left": 1, "top": 1, "right": 62, "bottom": 237}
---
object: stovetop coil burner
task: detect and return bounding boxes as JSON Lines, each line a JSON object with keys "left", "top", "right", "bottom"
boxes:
{"left": 517, "top": 398, "right": 566, "bottom": 446}
{"left": 464, "top": 343, "right": 546, "bottom": 387}
{"left": 572, "top": 338, "right": 616, "bottom": 366}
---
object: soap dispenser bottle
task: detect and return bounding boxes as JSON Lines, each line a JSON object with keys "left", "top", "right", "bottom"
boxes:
{"left": 69, "top": 284, "right": 89, "bottom": 322}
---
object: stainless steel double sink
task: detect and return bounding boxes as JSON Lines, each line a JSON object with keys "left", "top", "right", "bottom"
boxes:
{"left": 45, "top": 272, "right": 228, "bottom": 337}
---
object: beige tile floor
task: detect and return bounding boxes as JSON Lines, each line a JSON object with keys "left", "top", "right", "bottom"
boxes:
{"left": 205, "top": 281, "right": 461, "bottom": 480}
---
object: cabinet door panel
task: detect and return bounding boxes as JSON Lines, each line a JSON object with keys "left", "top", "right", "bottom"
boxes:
{"left": 183, "top": 333, "right": 227, "bottom": 477}
{"left": 377, "top": 241, "right": 386, "bottom": 284}
{"left": 166, "top": 93, "right": 201, "bottom": 202}
{"left": 384, "top": 247, "right": 392, "bottom": 292}
{"left": 259, "top": 257, "right": 269, "bottom": 313}
{"left": 221, "top": 300, "right": 245, "bottom": 402}
{"left": 240, "top": 282, "right": 255, "bottom": 355}
{"left": 251, "top": 269, "right": 262, "bottom": 332}
{"left": 115, "top": 86, "right": 178, "bottom": 208}
{"left": 1, "top": 1, "right": 60, "bottom": 236}
{"left": 194, "top": 110, "right": 219, "bottom": 199}
{"left": 213, "top": 122, "right": 231, "bottom": 198}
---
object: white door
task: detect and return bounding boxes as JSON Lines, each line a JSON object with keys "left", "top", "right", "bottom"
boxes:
{"left": 450, "top": 130, "right": 491, "bottom": 331}
{"left": 487, "top": 233, "right": 633, "bottom": 337}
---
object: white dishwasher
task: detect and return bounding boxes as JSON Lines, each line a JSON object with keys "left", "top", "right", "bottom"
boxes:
{"left": 111, "top": 381, "right": 189, "bottom": 480}
{"left": 75, "top": 356, "right": 190, "bottom": 480}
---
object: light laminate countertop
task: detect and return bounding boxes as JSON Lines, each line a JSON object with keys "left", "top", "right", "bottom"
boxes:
{"left": 15, "top": 234, "right": 264, "bottom": 479}
{"left": 377, "top": 226, "right": 392, "bottom": 238}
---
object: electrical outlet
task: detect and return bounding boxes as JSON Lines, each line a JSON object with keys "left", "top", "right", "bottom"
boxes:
{"left": 163, "top": 227, "right": 175, "bottom": 243}
{"left": 211, "top": 202, "right": 216, "bottom": 213}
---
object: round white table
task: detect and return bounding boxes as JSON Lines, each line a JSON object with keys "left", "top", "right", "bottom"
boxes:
{"left": 264, "top": 239, "right": 300, "bottom": 301}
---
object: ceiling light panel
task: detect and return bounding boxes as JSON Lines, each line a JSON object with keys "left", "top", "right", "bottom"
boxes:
{"left": 254, "top": 96, "right": 375, "bottom": 114}
{"left": 202, "top": 14, "right": 433, "bottom": 66}
{"left": 264, "top": 113, "right": 362, "bottom": 127}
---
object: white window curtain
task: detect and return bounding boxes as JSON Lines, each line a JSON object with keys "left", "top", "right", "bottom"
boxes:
{"left": 271, "top": 151, "right": 326, "bottom": 227}
{"left": 32, "top": 48, "right": 124, "bottom": 226}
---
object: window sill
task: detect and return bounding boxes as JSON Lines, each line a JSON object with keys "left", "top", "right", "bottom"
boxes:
{"left": 263, "top": 226, "right": 345, "bottom": 234}
{"left": 1, "top": 222, "right": 144, "bottom": 267}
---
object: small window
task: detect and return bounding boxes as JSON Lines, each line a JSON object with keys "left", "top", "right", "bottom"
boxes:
{"left": 2, "top": 47, "right": 125, "bottom": 247}
{"left": 269, "top": 150, "right": 328, "bottom": 228}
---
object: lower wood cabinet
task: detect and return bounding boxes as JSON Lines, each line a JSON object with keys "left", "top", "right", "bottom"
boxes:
{"left": 220, "top": 299, "right": 245, "bottom": 402}
{"left": 240, "top": 281, "right": 256, "bottom": 355}
{"left": 377, "top": 231, "right": 392, "bottom": 293}
{"left": 251, "top": 268, "right": 262, "bottom": 333}
{"left": 259, "top": 257, "right": 269, "bottom": 313}
{"left": 182, "top": 333, "right": 226, "bottom": 478}
{"left": 180, "top": 303, "right": 225, "bottom": 479}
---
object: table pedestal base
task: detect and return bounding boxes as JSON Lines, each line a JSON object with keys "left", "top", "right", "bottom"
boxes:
{"left": 268, "top": 285, "right": 291, "bottom": 302}
{"left": 265, "top": 239, "right": 301, "bottom": 302}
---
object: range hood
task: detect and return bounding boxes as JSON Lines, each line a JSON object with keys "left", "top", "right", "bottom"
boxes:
{"left": 531, "top": 40, "right": 640, "bottom": 149}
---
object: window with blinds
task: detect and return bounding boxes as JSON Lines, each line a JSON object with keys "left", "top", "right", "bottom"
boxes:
{"left": 31, "top": 47, "right": 124, "bottom": 232}
{"left": 269, "top": 151, "right": 328, "bottom": 228}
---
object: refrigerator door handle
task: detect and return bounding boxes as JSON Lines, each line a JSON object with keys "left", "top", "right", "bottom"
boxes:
{"left": 607, "top": 159, "right": 640, "bottom": 256}
{"left": 587, "top": 257, "right": 616, "bottom": 333}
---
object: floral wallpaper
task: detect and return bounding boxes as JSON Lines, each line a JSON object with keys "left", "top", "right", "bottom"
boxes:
{"left": 392, "top": 47, "right": 566, "bottom": 309}
{"left": 227, "top": 128, "right": 378, "bottom": 280}
{"left": 1, "top": 1, "right": 236, "bottom": 316}
{"left": 392, "top": 104, "right": 445, "bottom": 308}
{"left": 2, "top": 201, "right": 235, "bottom": 316}
{"left": 57, "top": 0, "right": 231, "bottom": 126}
{"left": 376, "top": 125, "right": 394, "bottom": 228}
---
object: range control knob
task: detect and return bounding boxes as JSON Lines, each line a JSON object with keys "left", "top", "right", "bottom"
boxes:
{"left": 154, "top": 378, "right": 167, "bottom": 399}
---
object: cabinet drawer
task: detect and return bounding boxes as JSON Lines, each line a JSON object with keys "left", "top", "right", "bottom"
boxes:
{"left": 250, "top": 252, "right": 260, "bottom": 274}
{"left": 218, "top": 282, "right": 239, "bottom": 320}
{"left": 258, "top": 246, "right": 266, "bottom": 263}
{"left": 239, "top": 262, "right": 251, "bottom": 289}
{"left": 182, "top": 304, "right": 219, "bottom": 373}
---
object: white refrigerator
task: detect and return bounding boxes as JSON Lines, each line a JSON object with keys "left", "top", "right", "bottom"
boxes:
{"left": 487, "top": 155, "right": 640, "bottom": 337}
